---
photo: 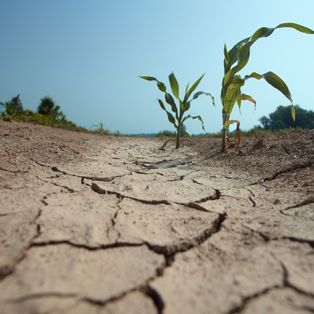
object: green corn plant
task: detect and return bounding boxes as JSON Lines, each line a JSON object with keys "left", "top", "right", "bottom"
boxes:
{"left": 140, "top": 73, "right": 214, "bottom": 148}
{"left": 221, "top": 22, "right": 314, "bottom": 152}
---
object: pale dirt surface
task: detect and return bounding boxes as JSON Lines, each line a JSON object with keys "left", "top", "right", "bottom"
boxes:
{"left": 0, "top": 121, "right": 313, "bottom": 314}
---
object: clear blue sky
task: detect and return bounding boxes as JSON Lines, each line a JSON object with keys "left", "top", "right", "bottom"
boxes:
{"left": 1, "top": 0, "right": 313, "bottom": 134}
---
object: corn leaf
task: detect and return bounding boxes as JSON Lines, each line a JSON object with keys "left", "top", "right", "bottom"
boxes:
{"left": 223, "top": 85, "right": 241, "bottom": 115}
{"left": 169, "top": 73, "right": 180, "bottom": 99}
{"left": 223, "top": 119, "right": 238, "bottom": 129}
{"left": 237, "top": 93, "right": 256, "bottom": 111}
{"left": 239, "top": 94, "right": 256, "bottom": 105}
{"left": 277, "top": 22, "right": 314, "bottom": 34}
{"left": 184, "top": 101, "right": 191, "bottom": 111}
{"left": 180, "top": 101, "right": 185, "bottom": 113}
{"left": 230, "top": 41, "right": 254, "bottom": 77}
{"left": 263, "top": 71, "right": 293, "bottom": 103}
{"left": 227, "top": 37, "right": 251, "bottom": 68}
{"left": 223, "top": 76, "right": 244, "bottom": 114}
{"left": 244, "top": 72, "right": 263, "bottom": 80}
{"left": 165, "top": 93, "right": 178, "bottom": 117}
{"left": 139, "top": 76, "right": 156, "bottom": 81}
{"left": 184, "top": 73, "right": 205, "bottom": 102}
{"left": 158, "top": 99, "right": 177, "bottom": 127}
{"left": 245, "top": 71, "right": 293, "bottom": 103}
{"left": 185, "top": 83, "right": 189, "bottom": 97}
{"left": 224, "top": 44, "right": 229, "bottom": 63}
{"left": 192, "top": 91, "right": 215, "bottom": 106}
{"left": 139, "top": 76, "right": 167, "bottom": 92}
{"left": 224, "top": 22, "right": 314, "bottom": 96}
{"left": 291, "top": 105, "right": 296, "bottom": 121}
{"left": 183, "top": 114, "right": 205, "bottom": 131}
{"left": 251, "top": 27, "right": 275, "bottom": 41}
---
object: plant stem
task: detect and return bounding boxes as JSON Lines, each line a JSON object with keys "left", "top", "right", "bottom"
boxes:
{"left": 221, "top": 111, "right": 229, "bottom": 152}
{"left": 175, "top": 125, "right": 180, "bottom": 149}
{"left": 235, "top": 120, "right": 240, "bottom": 149}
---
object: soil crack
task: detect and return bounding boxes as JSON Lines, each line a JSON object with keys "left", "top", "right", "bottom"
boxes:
{"left": 255, "top": 159, "right": 314, "bottom": 184}
{"left": 226, "top": 286, "right": 282, "bottom": 314}
{"left": 91, "top": 182, "right": 171, "bottom": 205}
{"left": 194, "top": 188, "right": 221, "bottom": 203}
{"left": 280, "top": 260, "right": 314, "bottom": 298}
{"left": 141, "top": 285, "right": 165, "bottom": 314}
{"left": 0, "top": 209, "right": 42, "bottom": 280}
{"left": 31, "top": 240, "right": 144, "bottom": 251}
{"left": 242, "top": 225, "right": 314, "bottom": 248}
{"left": 0, "top": 166, "right": 28, "bottom": 174}
{"left": 32, "top": 159, "right": 130, "bottom": 182}
{"left": 91, "top": 182, "right": 221, "bottom": 212}
{"left": 36, "top": 176, "right": 76, "bottom": 193}
{"left": 144, "top": 212, "right": 227, "bottom": 256}
{"left": 280, "top": 197, "right": 314, "bottom": 216}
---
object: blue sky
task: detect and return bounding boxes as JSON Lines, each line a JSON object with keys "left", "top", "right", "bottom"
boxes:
{"left": 1, "top": 0, "right": 313, "bottom": 134}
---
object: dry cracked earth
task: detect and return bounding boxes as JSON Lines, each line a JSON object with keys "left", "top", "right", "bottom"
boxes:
{"left": 0, "top": 121, "right": 314, "bottom": 314}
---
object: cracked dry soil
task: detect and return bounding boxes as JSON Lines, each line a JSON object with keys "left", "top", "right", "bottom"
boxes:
{"left": 0, "top": 121, "right": 313, "bottom": 314}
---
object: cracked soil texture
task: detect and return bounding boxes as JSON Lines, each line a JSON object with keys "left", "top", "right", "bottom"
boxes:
{"left": 0, "top": 121, "right": 313, "bottom": 314}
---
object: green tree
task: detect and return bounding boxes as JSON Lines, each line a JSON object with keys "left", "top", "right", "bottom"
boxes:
{"left": 259, "top": 105, "right": 314, "bottom": 130}
{"left": 38, "top": 96, "right": 56, "bottom": 115}
{"left": 37, "top": 96, "right": 65, "bottom": 125}
{"left": 0, "top": 94, "right": 23, "bottom": 116}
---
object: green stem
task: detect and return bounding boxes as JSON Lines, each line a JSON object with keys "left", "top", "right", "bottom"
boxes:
{"left": 221, "top": 111, "right": 229, "bottom": 153}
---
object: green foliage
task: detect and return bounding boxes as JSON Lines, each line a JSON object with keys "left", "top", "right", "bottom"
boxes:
{"left": 156, "top": 124, "right": 189, "bottom": 138}
{"left": 0, "top": 94, "right": 23, "bottom": 116}
{"left": 93, "top": 122, "right": 110, "bottom": 135}
{"left": 0, "top": 94, "right": 121, "bottom": 135}
{"left": 221, "top": 22, "right": 314, "bottom": 151}
{"left": 140, "top": 73, "right": 214, "bottom": 148}
{"left": 156, "top": 130, "right": 176, "bottom": 138}
{"left": 259, "top": 105, "right": 314, "bottom": 130}
{"left": 0, "top": 94, "right": 86, "bottom": 132}
{"left": 38, "top": 96, "right": 55, "bottom": 115}
{"left": 37, "top": 96, "right": 65, "bottom": 126}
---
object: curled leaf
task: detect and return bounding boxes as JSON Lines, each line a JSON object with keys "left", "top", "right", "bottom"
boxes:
{"left": 139, "top": 76, "right": 167, "bottom": 92}
{"left": 183, "top": 114, "right": 205, "bottom": 131}
{"left": 223, "top": 119, "right": 238, "bottom": 129}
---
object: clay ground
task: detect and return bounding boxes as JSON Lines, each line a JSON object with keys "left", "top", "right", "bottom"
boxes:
{"left": 0, "top": 121, "right": 313, "bottom": 314}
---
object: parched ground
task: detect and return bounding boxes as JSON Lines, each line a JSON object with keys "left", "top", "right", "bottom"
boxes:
{"left": 0, "top": 121, "right": 313, "bottom": 314}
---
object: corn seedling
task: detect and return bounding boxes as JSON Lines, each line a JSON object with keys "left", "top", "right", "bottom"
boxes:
{"left": 221, "top": 22, "right": 314, "bottom": 152}
{"left": 140, "top": 73, "right": 214, "bottom": 148}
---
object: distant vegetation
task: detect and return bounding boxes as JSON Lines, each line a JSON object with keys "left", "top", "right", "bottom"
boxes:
{"left": 258, "top": 105, "right": 314, "bottom": 131}
{"left": 156, "top": 124, "right": 189, "bottom": 138}
{"left": 0, "top": 94, "right": 84, "bottom": 131}
{"left": 1, "top": 99, "right": 313, "bottom": 141}
{"left": 0, "top": 94, "right": 120, "bottom": 136}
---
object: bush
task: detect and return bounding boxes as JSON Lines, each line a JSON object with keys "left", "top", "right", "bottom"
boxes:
{"left": 259, "top": 105, "right": 314, "bottom": 130}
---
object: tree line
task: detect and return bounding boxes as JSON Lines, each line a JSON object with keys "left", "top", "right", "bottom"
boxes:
{"left": 257, "top": 105, "right": 314, "bottom": 131}
{"left": 0, "top": 94, "right": 79, "bottom": 130}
